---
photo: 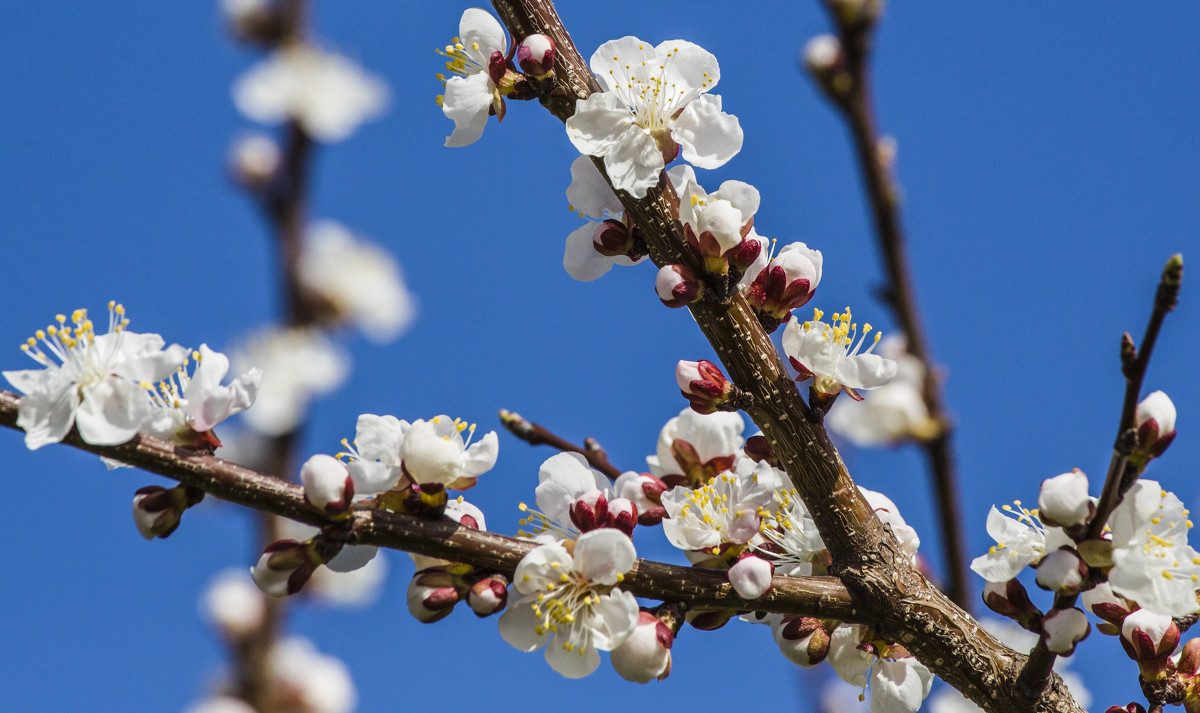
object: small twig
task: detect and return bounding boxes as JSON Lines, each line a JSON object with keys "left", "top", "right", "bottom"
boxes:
{"left": 498, "top": 409, "right": 625, "bottom": 480}
{"left": 814, "top": 0, "right": 970, "bottom": 611}
{"left": 1016, "top": 255, "right": 1183, "bottom": 704}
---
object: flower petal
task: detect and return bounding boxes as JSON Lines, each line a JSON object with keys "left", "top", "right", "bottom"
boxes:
{"left": 573, "top": 529, "right": 636, "bottom": 585}
{"left": 672, "top": 93, "right": 742, "bottom": 170}
{"left": 544, "top": 634, "right": 601, "bottom": 678}
{"left": 75, "top": 379, "right": 150, "bottom": 446}
{"left": 498, "top": 594, "right": 551, "bottom": 651}
{"left": 443, "top": 73, "right": 494, "bottom": 148}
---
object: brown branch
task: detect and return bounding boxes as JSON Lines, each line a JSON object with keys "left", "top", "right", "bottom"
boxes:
{"left": 812, "top": 2, "right": 970, "bottom": 611}
{"left": 488, "top": 2, "right": 1081, "bottom": 711}
{"left": 0, "top": 388, "right": 857, "bottom": 621}
{"left": 498, "top": 409, "right": 624, "bottom": 480}
{"left": 1017, "top": 255, "right": 1183, "bottom": 703}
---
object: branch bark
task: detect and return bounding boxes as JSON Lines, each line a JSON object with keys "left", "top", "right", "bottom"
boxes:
{"left": 487, "top": 2, "right": 1082, "bottom": 711}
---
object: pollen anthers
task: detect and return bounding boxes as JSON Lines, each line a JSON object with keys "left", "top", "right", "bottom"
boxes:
{"left": 18, "top": 302, "right": 127, "bottom": 370}
{"left": 435, "top": 37, "right": 482, "bottom": 83}
{"left": 606, "top": 44, "right": 695, "bottom": 131}
{"left": 516, "top": 501, "right": 575, "bottom": 541}
{"left": 989, "top": 501, "right": 1045, "bottom": 556}
{"left": 430, "top": 415, "right": 477, "bottom": 444}
{"left": 142, "top": 350, "right": 202, "bottom": 410}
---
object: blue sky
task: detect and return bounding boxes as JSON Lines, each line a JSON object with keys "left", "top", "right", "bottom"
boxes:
{"left": 1, "top": 2, "right": 1198, "bottom": 711}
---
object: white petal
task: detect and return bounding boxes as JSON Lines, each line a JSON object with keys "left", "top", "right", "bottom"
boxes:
{"left": 544, "top": 634, "right": 601, "bottom": 678}
{"left": 325, "top": 544, "right": 378, "bottom": 573}
{"left": 712, "top": 180, "right": 759, "bottom": 220}
{"left": 672, "top": 94, "right": 742, "bottom": 169}
{"left": 347, "top": 461, "right": 402, "bottom": 496}
{"left": 870, "top": 659, "right": 934, "bottom": 713}
{"left": 74, "top": 379, "right": 150, "bottom": 446}
{"left": 563, "top": 223, "right": 616, "bottom": 282}
{"left": 588, "top": 37, "right": 658, "bottom": 95}
{"left": 587, "top": 588, "right": 639, "bottom": 650}
{"left": 566, "top": 92, "right": 634, "bottom": 156}
{"left": 573, "top": 529, "right": 636, "bottom": 585}
{"left": 566, "top": 155, "right": 623, "bottom": 219}
{"left": 602, "top": 127, "right": 664, "bottom": 198}
{"left": 15, "top": 378, "right": 79, "bottom": 450}
{"left": 513, "top": 542, "right": 574, "bottom": 594}
{"left": 443, "top": 72, "right": 495, "bottom": 148}
{"left": 458, "top": 8, "right": 506, "bottom": 56}
{"left": 498, "top": 595, "right": 551, "bottom": 651}
{"left": 827, "top": 624, "right": 870, "bottom": 687}
{"left": 835, "top": 353, "right": 899, "bottom": 391}
{"left": 461, "top": 431, "right": 499, "bottom": 478}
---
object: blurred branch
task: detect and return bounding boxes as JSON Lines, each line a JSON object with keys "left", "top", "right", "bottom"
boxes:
{"left": 0, "top": 389, "right": 858, "bottom": 621}
{"left": 498, "top": 409, "right": 625, "bottom": 480}
{"left": 487, "top": 2, "right": 1081, "bottom": 710}
{"left": 811, "top": 0, "right": 969, "bottom": 611}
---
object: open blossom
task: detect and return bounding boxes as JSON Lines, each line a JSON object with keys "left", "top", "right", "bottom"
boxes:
{"left": 826, "top": 336, "right": 936, "bottom": 446}
{"left": 298, "top": 221, "right": 416, "bottom": 344}
{"left": 337, "top": 413, "right": 409, "bottom": 495}
{"left": 498, "top": 529, "right": 639, "bottom": 678}
{"left": 399, "top": 415, "right": 498, "bottom": 489}
{"left": 566, "top": 37, "right": 742, "bottom": 198}
{"left": 141, "top": 344, "right": 262, "bottom": 444}
{"left": 970, "top": 502, "right": 1072, "bottom": 583}
{"left": 437, "top": 8, "right": 510, "bottom": 147}
{"left": 828, "top": 624, "right": 933, "bottom": 713}
{"left": 563, "top": 156, "right": 644, "bottom": 281}
{"left": 235, "top": 47, "right": 388, "bottom": 142}
{"left": 4, "top": 303, "right": 188, "bottom": 450}
{"left": 661, "top": 458, "right": 785, "bottom": 557}
{"left": 229, "top": 327, "right": 349, "bottom": 436}
{"left": 1106, "top": 479, "right": 1200, "bottom": 616}
{"left": 647, "top": 407, "right": 745, "bottom": 488}
{"left": 269, "top": 637, "right": 357, "bottom": 713}
{"left": 782, "top": 307, "right": 897, "bottom": 400}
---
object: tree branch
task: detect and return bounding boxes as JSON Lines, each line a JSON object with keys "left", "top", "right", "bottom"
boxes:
{"left": 498, "top": 409, "right": 624, "bottom": 480}
{"left": 0, "top": 388, "right": 857, "bottom": 621}
{"left": 487, "top": 2, "right": 1081, "bottom": 710}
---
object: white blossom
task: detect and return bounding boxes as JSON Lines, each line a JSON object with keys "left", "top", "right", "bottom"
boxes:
{"left": 298, "top": 221, "right": 416, "bottom": 343}
{"left": 4, "top": 303, "right": 188, "bottom": 450}
{"left": 827, "top": 624, "right": 933, "bottom": 713}
{"left": 970, "top": 502, "right": 1072, "bottom": 583}
{"left": 1107, "top": 479, "right": 1200, "bottom": 616}
{"left": 141, "top": 344, "right": 261, "bottom": 442}
{"left": 610, "top": 610, "right": 673, "bottom": 682}
{"left": 1037, "top": 469, "right": 1092, "bottom": 528}
{"left": 566, "top": 37, "right": 742, "bottom": 198}
{"left": 201, "top": 569, "right": 267, "bottom": 639}
{"left": 229, "top": 328, "right": 349, "bottom": 436}
{"left": 437, "top": 8, "right": 509, "bottom": 148}
{"left": 235, "top": 47, "right": 388, "bottom": 142}
{"left": 269, "top": 637, "right": 357, "bottom": 713}
{"left": 498, "top": 529, "right": 639, "bottom": 678}
{"left": 781, "top": 306, "right": 897, "bottom": 400}
{"left": 661, "top": 458, "right": 784, "bottom": 554}
{"left": 399, "top": 415, "right": 498, "bottom": 489}
{"left": 337, "top": 413, "right": 409, "bottom": 495}
{"left": 647, "top": 406, "right": 744, "bottom": 486}
{"left": 826, "top": 336, "right": 935, "bottom": 446}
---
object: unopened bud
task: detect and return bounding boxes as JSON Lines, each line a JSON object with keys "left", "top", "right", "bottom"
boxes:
{"left": 1120, "top": 609, "right": 1179, "bottom": 681}
{"left": 1179, "top": 638, "right": 1200, "bottom": 676}
{"left": 1135, "top": 390, "right": 1177, "bottom": 459}
{"left": 517, "top": 33, "right": 555, "bottom": 78}
{"left": 772, "top": 616, "right": 832, "bottom": 667}
{"left": 407, "top": 568, "right": 463, "bottom": 623}
{"left": 656, "top": 264, "right": 702, "bottom": 308}
{"left": 743, "top": 434, "right": 776, "bottom": 465}
{"left": 132, "top": 484, "right": 204, "bottom": 540}
{"left": 802, "top": 35, "right": 851, "bottom": 98}
{"left": 1105, "top": 705, "right": 1146, "bottom": 713}
{"left": 607, "top": 497, "right": 639, "bottom": 537}
{"left": 1041, "top": 607, "right": 1090, "bottom": 655}
{"left": 466, "top": 575, "right": 509, "bottom": 617}
{"left": 728, "top": 553, "right": 774, "bottom": 600}
{"left": 569, "top": 490, "right": 610, "bottom": 533}
{"left": 592, "top": 219, "right": 632, "bottom": 257}
{"left": 982, "top": 579, "right": 1042, "bottom": 631}
{"left": 252, "top": 540, "right": 316, "bottom": 598}
{"left": 202, "top": 569, "right": 267, "bottom": 640}
{"left": 1081, "top": 582, "right": 1136, "bottom": 635}
{"left": 686, "top": 607, "right": 737, "bottom": 631}
{"left": 228, "top": 133, "right": 281, "bottom": 189}
{"left": 1037, "top": 469, "right": 1093, "bottom": 529}
{"left": 221, "top": 0, "right": 283, "bottom": 45}
{"left": 1034, "top": 548, "right": 1088, "bottom": 596}
{"left": 676, "top": 359, "right": 735, "bottom": 414}
{"left": 611, "top": 610, "right": 674, "bottom": 682}
{"left": 746, "top": 242, "right": 823, "bottom": 322}
{"left": 614, "top": 472, "right": 668, "bottom": 525}
{"left": 300, "top": 454, "right": 355, "bottom": 514}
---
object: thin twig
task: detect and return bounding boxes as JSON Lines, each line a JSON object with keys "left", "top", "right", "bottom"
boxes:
{"left": 0, "top": 389, "right": 858, "bottom": 621}
{"left": 814, "top": 1, "right": 970, "bottom": 611}
{"left": 498, "top": 409, "right": 624, "bottom": 480}
{"left": 1015, "top": 255, "right": 1183, "bottom": 704}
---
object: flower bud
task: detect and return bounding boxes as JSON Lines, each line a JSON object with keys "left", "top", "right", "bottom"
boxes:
{"left": 466, "top": 575, "right": 509, "bottom": 617}
{"left": 202, "top": 570, "right": 267, "bottom": 640}
{"left": 591, "top": 218, "right": 632, "bottom": 257}
{"left": 300, "top": 454, "right": 355, "bottom": 514}
{"left": 742, "top": 434, "right": 776, "bottom": 465}
{"left": 656, "top": 264, "right": 702, "bottom": 308}
{"left": 132, "top": 484, "right": 205, "bottom": 540}
{"left": 1135, "top": 390, "right": 1177, "bottom": 459}
{"left": 1041, "top": 607, "right": 1090, "bottom": 655}
{"left": 676, "top": 359, "right": 734, "bottom": 414}
{"left": 1120, "top": 609, "right": 1179, "bottom": 681}
{"left": 686, "top": 607, "right": 737, "bottom": 631}
{"left": 252, "top": 540, "right": 316, "bottom": 598}
{"left": 746, "top": 242, "right": 823, "bottom": 321}
{"left": 981, "top": 579, "right": 1042, "bottom": 631}
{"left": 228, "top": 133, "right": 281, "bottom": 189}
{"left": 1034, "top": 548, "right": 1088, "bottom": 596}
{"left": 614, "top": 472, "right": 668, "bottom": 525}
{"left": 1179, "top": 638, "right": 1200, "bottom": 676}
{"left": 611, "top": 610, "right": 674, "bottom": 682}
{"left": 1037, "top": 469, "right": 1093, "bottom": 528}
{"left": 1105, "top": 706, "right": 1146, "bottom": 713}
{"left": 407, "top": 568, "right": 463, "bottom": 623}
{"left": 802, "top": 35, "right": 852, "bottom": 98}
{"left": 728, "top": 553, "right": 774, "bottom": 600}
{"left": 517, "top": 33, "right": 555, "bottom": 78}
{"left": 607, "top": 497, "right": 639, "bottom": 537}
{"left": 569, "top": 490, "right": 610, "bottom": 533}
{"left": 1081, "top": 582, "right": 1136, "bottom": 637}
{"left": 221, "top": 0, "right": 283, "bottom": 45}
{"left": 772, "top": 616, "right": 831, "bottom": 667}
